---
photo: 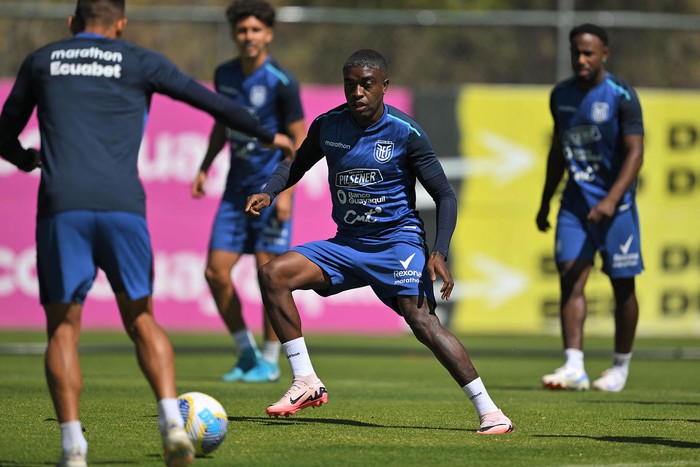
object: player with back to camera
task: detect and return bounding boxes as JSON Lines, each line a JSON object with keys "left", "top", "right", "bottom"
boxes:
{"left": 191, "top": 0, "right": 305, "bottom": 384}
{"left": 245, "top": 49, "right": 514, "bottom": 434}
{"left": 0, "top": 0, "right": 292, "bottom": 466}
{"left": 536, "top": 23, "right": 644, "bottom": 392}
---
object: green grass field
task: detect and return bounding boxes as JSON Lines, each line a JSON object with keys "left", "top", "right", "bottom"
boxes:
{"left": 0, "top": 331, "right": 698, "bottom": 466}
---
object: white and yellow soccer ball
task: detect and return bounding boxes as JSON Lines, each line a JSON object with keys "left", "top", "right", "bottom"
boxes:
{"left": 177, "top": 392, "right": 228, "bottom": 456}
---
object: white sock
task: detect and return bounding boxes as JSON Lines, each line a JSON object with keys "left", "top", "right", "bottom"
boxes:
{"left": 60, "top": 420, "right": 87, "bottom": 456}
{"left": 611, "top": 352, "right": 632, "bottom": 376}
{"left": 564, "top": 348, "right": 585, "bottom": 371}
{"left": 261, "top": 340, "right": 282, "bottom": 365}
{"left": 157, "top": 398, "right": 183, "bottom": 434}
{"left": 462, "top": 377, "right": 499, "bottom": 417}
{"left": 283, "top": 337, "right": 315, "bottom": 378}
{"left": 232, "top": 329, "right": 257, "bottom": 353}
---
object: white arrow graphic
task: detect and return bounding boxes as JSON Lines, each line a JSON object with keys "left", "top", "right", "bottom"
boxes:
{"left": 434, "top": 253, "right": 528, "bottom": 308}
{"left": 417, "top": 130, "right": 535, "bottom": 208}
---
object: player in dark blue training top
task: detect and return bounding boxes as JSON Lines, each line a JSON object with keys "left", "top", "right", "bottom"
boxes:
{"left": 191, "top": 0, "right": 306, "bottom": 385}
{"left": 0, "top": 1, "right": 292, "bottom": 466}
{"left": 245, "top": 49, "right": 514, "bottom": 435}
{"left": 536, "top": 23, "right": 644, "bottom": 393}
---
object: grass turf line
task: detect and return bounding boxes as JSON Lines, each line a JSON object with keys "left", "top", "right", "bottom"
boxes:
{"left": 0, "top": 332, "right": 698, "bottom": 466}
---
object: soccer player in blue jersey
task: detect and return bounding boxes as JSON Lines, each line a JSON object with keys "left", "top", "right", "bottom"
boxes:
{"left": 0, "top": 1, "right": 293, "bottom": 466}
{"left": 191, "top": 0, "right": 305, "bottom": 385}
{"left": 536, "top": 24, "right": 644, "bottom": 392}
{"left": 245, "top": 49, "right": 514, "bottom": 434}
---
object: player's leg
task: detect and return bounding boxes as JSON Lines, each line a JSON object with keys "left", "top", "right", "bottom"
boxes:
{"left": 116, "top": 293, "right": 193, "bottom": 466}
{"left": 240, "top": 250, "right": 283, "bottom": 383}
{"left": 541, "top": 259, "right": 593, "bottom": 390}
{"left": 543, "top": 205, "right": 595, "bottom": 390}
{"left": 97, "top": 211, "right": 193, "bottom": 465}
{"left": 37, "top": 211, "right": 98, "bottom": 467}
{"left": 593, "top": 208, "right": 642, "bottom": 392}
{"left": 45, "top": 302, "right": 89, "bottom": 467}
{"left": 258, "top": 249, "right": 332, "bottom": 416}
{"left": 591, "top": 277, "right": 638, "bottom": 392}
{"left": 241, "top": 210, "right": 292, "bottom": 383}
{"left": 397, "top": 296, "right": 513, "bottom": 434}
{"left": 559, "top": 259, "right": 593, "bottom": 351}
{"left": 206, "top": 197, "right": 260, "bottom": 381}
{"left": 205, "top": 249, "right": 260, "bottom": 381}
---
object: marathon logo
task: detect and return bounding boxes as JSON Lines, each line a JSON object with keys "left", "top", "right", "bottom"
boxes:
{"left": 49, "top": 47, "right": 123, "bottom": 78}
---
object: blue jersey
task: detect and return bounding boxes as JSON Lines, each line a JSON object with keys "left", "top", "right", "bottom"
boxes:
{"left": 296, "top": 104, "right": 444, "bottom": 240}
{"left": 550, "top": 72, "right": 644, "bottom": 210}
{"left": 0, "top": 33, "right": 273, "bottom": 218}
{"left": 214, "top": 57, "right": 303, "bottom": 195}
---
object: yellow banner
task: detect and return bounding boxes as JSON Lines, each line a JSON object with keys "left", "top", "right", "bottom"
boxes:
{"left": 451, "top": 85, "right": 700, "bottom": 337}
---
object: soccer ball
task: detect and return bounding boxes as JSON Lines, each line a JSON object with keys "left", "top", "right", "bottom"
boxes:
{"left": 177, "top": 392, "right": 228, "bottom": 456}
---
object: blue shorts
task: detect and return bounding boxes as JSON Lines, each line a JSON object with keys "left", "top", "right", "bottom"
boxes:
{"left": 36, "top": 210, "right": 153, "bottom": 304}
{"left": 555, "top": 199, "right": 643, "bottom": 278}
{"left": 292, "top": 233, "right": 435, "bottom": 314}
{"left": 209, "top": 195, "right": 291, "bottom": 255}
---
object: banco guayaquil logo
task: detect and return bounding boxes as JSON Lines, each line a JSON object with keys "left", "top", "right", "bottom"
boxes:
{"left": 374, "top": 140, "right": 394, "bottom": 163}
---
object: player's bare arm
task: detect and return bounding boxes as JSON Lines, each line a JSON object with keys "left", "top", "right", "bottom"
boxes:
{"left": 428, "top": 251, "right": 454, "bottom": 301}
{"left": 264, "top": 133, "right": 295, "bottom": 158}
{"left": 192, "top": 122, "right": 227, "bottom": 198}
{"left": 536, "top": 136, "right": 566, "bottom": 232}
{"left": 587, "top": 133, "right": 644, "bottom": 223}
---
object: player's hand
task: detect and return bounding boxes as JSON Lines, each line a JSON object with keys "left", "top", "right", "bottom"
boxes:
{"left": 275, "top": 190, "right": 293, "bottom": 221}
{"left": 245, "top": 193, "right": 271, "bottom": 217}
{"left": 191, "top": 171, "right": 207, "bottom": 198}
{"left": 536, "top": 205, "right": 550, "bottom": 232}
{"left": 587, "top": 198, "right": 616, "bottom": 223}
{"left": 428, "top": 251, "right": 453, "bottom": 301}
{"left": 262, "top": 133, "right": 294, "bottom": 158}
{"left": 19, "top": 148, "right": 41, "bottom": 173}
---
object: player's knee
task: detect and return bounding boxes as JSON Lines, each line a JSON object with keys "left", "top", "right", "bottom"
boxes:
{"left": 257, "top": 261, "right": 277, "bottom": 291}
{"left": 204, "top": 264, "right": 229, "bottom": 288}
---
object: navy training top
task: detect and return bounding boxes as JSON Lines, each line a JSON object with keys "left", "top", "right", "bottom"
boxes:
{"left": 550, "top": 72, "right": 644, "bottom": 210}
{"left": 214, "top": 57, "right": 304, "bottom": 195}
{"left": 267, "top": 103, "right": 450, "bottom": 241}
{"left": 0, "top": 33, "right": 274, "bottom": 218}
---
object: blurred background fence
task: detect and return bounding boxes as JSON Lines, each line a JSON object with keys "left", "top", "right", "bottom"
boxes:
{"left": 1, "top": 1, "right": 699, "bottom": 337}
{"left": 2, "top": 1, "right": 700, "bottom": 87}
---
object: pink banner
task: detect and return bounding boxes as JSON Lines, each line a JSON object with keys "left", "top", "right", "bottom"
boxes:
{"left": 0, "top": 80, "right": 413, "bottom": 333}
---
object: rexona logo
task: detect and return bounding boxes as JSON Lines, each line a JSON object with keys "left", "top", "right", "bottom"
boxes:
{"left": 336, "top": 168, "right": 383, "bottom": 187}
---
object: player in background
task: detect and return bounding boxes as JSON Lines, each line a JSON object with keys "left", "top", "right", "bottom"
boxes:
{"left": 536, "top": 23, "right": 644, "bottom": 392}
{"left": 245, "top": 49, "right": 514, "bottom": 434}
{"left": 191, "top": 0, "right": 305, "bottom": 384}
{"left": 0, "top": 1, "right": 292, "bottom": 466}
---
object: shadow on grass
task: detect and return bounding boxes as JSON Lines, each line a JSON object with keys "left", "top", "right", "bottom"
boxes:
{"left": 533, "top": 434, "right": 700, "bottom": 449}
{"left": 583, "top": 400, "right": 700, "bottom": 407}
{"left": 230, "top": 415, "right": 470, "bottom": 432}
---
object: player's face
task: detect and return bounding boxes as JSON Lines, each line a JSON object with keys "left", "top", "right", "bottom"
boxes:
{"left": 343, "top": 66, "right": 389, "bottom": 128}
{"left": 233, "top": 16, "right": 273, "bottom": 61}
{"left": 570, "top": 33, "right": 609, "bottom": 86}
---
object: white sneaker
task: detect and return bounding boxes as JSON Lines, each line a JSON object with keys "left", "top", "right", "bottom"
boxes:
{"left": 56, "top": 446, "right": 87, "bottom": 467}
{"left": 542, "top": 366, "right": 590, "bottom": 390}
{"left": 162, "top": 423, "right": 194, "bottom": 467}
{"left": 592, "top": 368, "right": 627, "bottom": 392}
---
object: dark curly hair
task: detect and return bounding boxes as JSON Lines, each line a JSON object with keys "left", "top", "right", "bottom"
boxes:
{"left": 226, "top": 0, "right": 275, "bottom": 28}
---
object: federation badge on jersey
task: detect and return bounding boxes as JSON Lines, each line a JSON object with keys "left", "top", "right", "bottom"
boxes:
{"left": 591, "top": 102, "right": 609, "bottom": 123}
{"left": 249, "top": 85, "right": 267, "bottom": 107}
{"left": 374, "top": 140, "right": 394, "bottom": 163}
